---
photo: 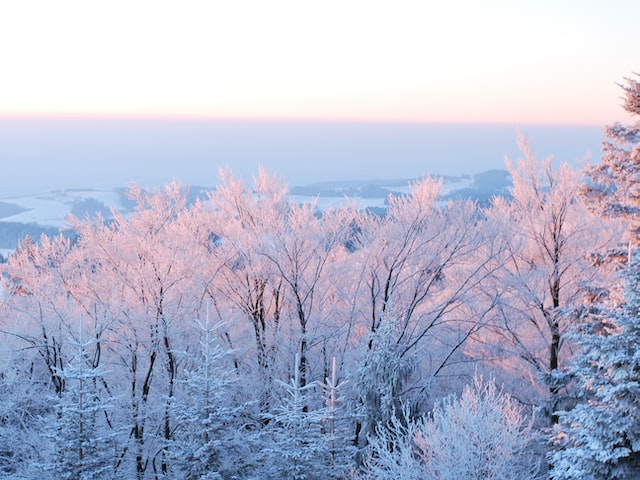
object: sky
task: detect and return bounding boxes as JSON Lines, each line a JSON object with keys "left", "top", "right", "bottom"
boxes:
{"left": 1, "top": 0, "right": 639, "bottom": 125}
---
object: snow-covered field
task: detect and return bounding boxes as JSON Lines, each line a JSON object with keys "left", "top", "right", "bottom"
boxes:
{"left": 0, "top": 189, "right": 124, "bottom": 227}
{"left": 439, "top": 177, "right": 475, "bottom": 195}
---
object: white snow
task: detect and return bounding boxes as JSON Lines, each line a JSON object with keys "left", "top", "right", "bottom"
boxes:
{"left": 0, "top": 189, "right": 124, "bottom": 227}
{"left": 439, "top": 177, "right": 474, "bottom": 195}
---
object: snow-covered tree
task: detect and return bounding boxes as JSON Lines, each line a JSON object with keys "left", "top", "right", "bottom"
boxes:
{"left": 0, "top": 353, "right": 52, "bottom": 479}
{"left": 64, "top": 182, "right": 212, "bottom": 478}
{"left": 203, "top": 169, "right": 355, "bottom": 417}
{"left": 44, "top": 325, "right": 116, "bottom": 480}
{"left": 356, "top": 404, "right": 425, "bottom": 480}
{"left": 350, "top": 178, "right": 502, "bottom": 445}
{"left": 318, "top": 356, "right": 356, "bottom": 476}
{"left": 583, "top": 73, "right": 640, "bottom": 249}
{"left": 483, "top": 136, "right": 617, "bottom": 422}
{"left": 258, "top": 354, "right": 342, "bottom": 480}
{"left": 257, "top": 190, "right": 354, "bottom": 391}
{"left": 355, "top": 177, "right": 492, "bottom": 351}
{"left": 354, "top": 314, "right": 417, "bottom": 447}
{"left": 170, "top": 313, "right": 249, "bottom": 480}
{"left": 1, "top": 234, "right": 75, "bottom": 395}
{"left": 203, "top": 169, "right": 286, "bottom": 415}
{"left": 417, "top": 376, "right": 539, "bottom": 480}
{"left": 551, "top": 252, "right": 640, "bottom": 479}
{"left": 359, "top": 375, "right": 539, "bottom": 480}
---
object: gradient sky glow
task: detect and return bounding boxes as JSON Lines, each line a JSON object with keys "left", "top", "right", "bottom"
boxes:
{"left": 1, "top": 0, "right": 639, "bottom": 124}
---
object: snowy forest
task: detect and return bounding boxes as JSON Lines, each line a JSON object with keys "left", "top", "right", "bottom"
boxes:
{"left": 1, "top": 76, "right": 640, "bottom": 480}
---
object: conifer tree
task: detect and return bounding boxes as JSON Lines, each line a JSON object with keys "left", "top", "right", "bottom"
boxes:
{"left": 551, "top": 252, "right": 640, "bottom": 479}
{"left": 170, "top": 314, "right": 247, "bottom": 480}
{"left": 583, "top": 73, "right": 640, "bottom": 247}
{"left": 45, "top": 323, "right": 116, "bottom": 480}
{"left": 318, "top": 356, "right": 356, "bottom": 477}
{"left": 354, "top": 314, "right": 417, "bottom": 447}
{"left": 258, "top": 353, "right": 341, "bottom": 480}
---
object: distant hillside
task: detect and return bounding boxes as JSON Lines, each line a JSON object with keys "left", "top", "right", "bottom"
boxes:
{"left": 443, "top": 169, "right": 512, "bottom": 204}
{"left": 0, "top": 201, "right": 28, "bottom": 219}
{"left": 291, "top": 170, "right": 512, "bottom": 205}
{"left": 0, "top": 221, "right": 71, "bottom": 250}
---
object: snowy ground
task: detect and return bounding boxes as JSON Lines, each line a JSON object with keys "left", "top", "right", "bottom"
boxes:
{"left": 439, "top": 177, "right": 475, "bottom": 195}
{"left": 0, "top": 189, "right": 124, "bottom": 227}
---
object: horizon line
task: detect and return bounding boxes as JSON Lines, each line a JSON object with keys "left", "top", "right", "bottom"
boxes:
{"left": 0, "top": 110, "right": 609, "bottom": 128}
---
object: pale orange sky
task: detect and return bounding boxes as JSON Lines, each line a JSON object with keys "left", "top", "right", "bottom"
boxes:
{"left": 1, "top": 0, "right": 639, "bottom": 125}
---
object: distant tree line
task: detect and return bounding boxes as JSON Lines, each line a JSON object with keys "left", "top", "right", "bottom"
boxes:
{"left": 0, "top": 221, "right": 73, "bottom": 250}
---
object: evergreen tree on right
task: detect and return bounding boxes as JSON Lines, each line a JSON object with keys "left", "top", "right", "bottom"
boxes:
{"left": 582, "top": 73, "right": 640, "bottom": 245}
{"left": 551, "top": 252, "right": 640, "bottom": 479}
